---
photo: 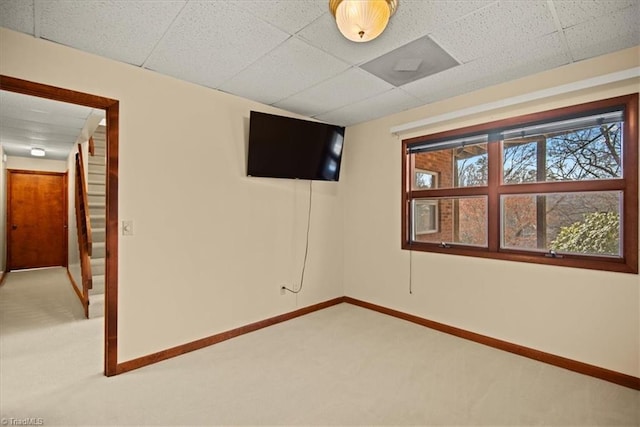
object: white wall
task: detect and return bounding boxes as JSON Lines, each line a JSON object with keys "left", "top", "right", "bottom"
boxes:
{"left": 0, "top": 144, "right": 6, "bottom": 273}
{"left": 343, "top": 46, "right": 640, "bottom": 377}
{"left": 6, "top": 156, "right": 67, "bottom": 172}
{"left": 0, "top": 28, "right": 344, "bottom": 362}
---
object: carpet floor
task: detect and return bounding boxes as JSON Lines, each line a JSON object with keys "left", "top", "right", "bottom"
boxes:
{"left": 1, "top": 267, "right": 638, "bottom": 426}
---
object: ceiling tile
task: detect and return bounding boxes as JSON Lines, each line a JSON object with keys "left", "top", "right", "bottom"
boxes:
{"left": 0, "top": 90, "right": 93, "bottom": 124}
{"left": 218, "top": 37, "right": 349, "bottom": 105}
{"left": 360, "top": 35, "right": 459, "bottom": 87}
{"left": 403, "top": 32, "right": 568, "bottom": 103}
{"left": 231, "top": 0, "right": 327, "bottom": 34}
{"left": 314, "top": 88, "right": 424, "bottom": 127}
{"left": 39, "top": 1, "right": 187, "bottom": 66}
{"left": 297, "top": 14, "right": 396, "bottom": 66}
{"left": 0, "top": 91, "right": 95, "bottom": 160}
{"left": 0, "top": 0, "right": 636, "bottom": 129}
{"left": 386, "top": 0, "right": 498, "bottom": 42}
{"left": 297, "top": 0, "right": 494, "bottom": 66}
{"left": 432, "top": 0, "right": 557, "bottom": 63}
{"left": 0, "top": 0, "right": 34, "bottom": 35}
{"left": 553, "top": 0, "right": 638, "bottom": 29}
{"left": 0, "top": 115, "right": 83, "bottom": 138}
{"left": 273, "top": 67, "right": 394, "bottom": 117}
{"left": 563, "top": 5, "right": 640, "bottom": 61}
{"left": 144, "top": 1, "right": 289, "bottom": 89}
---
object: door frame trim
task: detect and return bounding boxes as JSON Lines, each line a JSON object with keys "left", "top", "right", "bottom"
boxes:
{"left": 6, "top": 169, "right": 68, "bottom": 270}
{"left": 0, "top": 75, "right": 120, "bottom": 376}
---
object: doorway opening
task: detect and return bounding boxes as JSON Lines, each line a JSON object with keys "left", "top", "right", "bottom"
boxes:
{"left": 0, "top": 75, "right": 119, "bottom": 376}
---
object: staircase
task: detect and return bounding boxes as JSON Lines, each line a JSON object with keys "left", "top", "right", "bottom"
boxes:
{"left": 88, "top": 125, "right": 106, "bottom": 318}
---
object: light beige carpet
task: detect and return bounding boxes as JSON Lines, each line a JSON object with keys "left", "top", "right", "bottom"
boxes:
{"left": 1, "top": 268, "right": 638, "bottom": 426}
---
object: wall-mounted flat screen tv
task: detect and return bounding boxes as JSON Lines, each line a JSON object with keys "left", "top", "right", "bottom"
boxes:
{"left": 247, "top": 111, "right": 345, "bottom": 181}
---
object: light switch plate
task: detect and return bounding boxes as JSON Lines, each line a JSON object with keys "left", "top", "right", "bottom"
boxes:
{"left": 122, "top": 220, "right": 133, "bottom": 236}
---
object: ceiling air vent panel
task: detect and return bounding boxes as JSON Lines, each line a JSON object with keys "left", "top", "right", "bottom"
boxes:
{"left": 361, "top": 35, "right": 459, "bottom": 87}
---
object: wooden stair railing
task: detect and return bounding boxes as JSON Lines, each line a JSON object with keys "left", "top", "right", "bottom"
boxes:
{"left": 75, "top": 143, "right": 93, "bottom": 318}
{"left": 88, "top": 136, "right": 95, "bottom": 156}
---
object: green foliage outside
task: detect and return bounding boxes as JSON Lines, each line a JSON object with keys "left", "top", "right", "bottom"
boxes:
{"left": 550, "top": 212, "right": 620, "bottom": 255}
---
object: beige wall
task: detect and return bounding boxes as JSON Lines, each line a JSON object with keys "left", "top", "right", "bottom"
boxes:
{"left": 6, "top": 156, "right": 67, "bottom": 172}
{"left": 0, "top": 145, "right": 5, "bottom": 272}
{"left": 0, "top": 28, "right": 344, "bottom": 362}
{"left": 1, "top": 26, "right": 637, "bottom": 378}
{"left": 343, "top": 46, "right": 640, "bottom": 377}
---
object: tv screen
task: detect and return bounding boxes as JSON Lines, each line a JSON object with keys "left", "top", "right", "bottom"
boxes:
{"left": 247, "top": 111, "right": 345, "bottom": 181}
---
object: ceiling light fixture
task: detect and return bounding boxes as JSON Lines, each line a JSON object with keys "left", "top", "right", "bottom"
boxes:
{"left": 30, "top": 147, "right": 46, "bottom": 157}
{"left": 329, "top": 0, "right": 398, "bottom": 43}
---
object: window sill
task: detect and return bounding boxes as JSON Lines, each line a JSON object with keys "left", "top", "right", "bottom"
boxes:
{"left": 402, "top": 242, "right": 637, "bottom": 274}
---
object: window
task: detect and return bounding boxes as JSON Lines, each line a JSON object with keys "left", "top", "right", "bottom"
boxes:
{"left": 402, "top": 94, "right": 638, "bottom": 273}
{"left": 412, "top": 199, "right": 439, "bottom": 236}
{"left": 413, "top": 169, "right": 438, "bottom": 189}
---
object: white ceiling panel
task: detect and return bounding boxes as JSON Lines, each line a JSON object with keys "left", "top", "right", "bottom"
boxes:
{"left": 231, "top": 0, "right": 327, "bottom": 34}
{"left": 563, "top": 5, "right": 640, "bottom": 61}
{"left": 0, "top": 117, "right": 81, "bottom": 137}
{"left": 298, "top": 0, "right": 494, "bottom": 66}
{"left": 39, "top": 1, "right": 187, "bottom": 66}
{"left": 0, "top": 0, "right": 34, "bottom": 35}
{"left": 1, "top": 90, "right": 92, "bottom": 124}
{"left": 144, "top": 1, "right": 289, "bottom": 89}
{"left": 315, "top": 88, "right": 424, "bottom": 127}
{"left": 0, "top": 91, "right": 97, "bottom": 160}
{"left": 553, "top": 0, "right": 638, "bottom": 29}
{"left": 219, "top": 37, "right": 350, "bottom": 105}
{"left": 297, "top": 14, "right": 400, "bottom": 66}
{"left": 432, "top": 0, "right": 557, "bottom": 63}
{"left": 404, "top": 32, "right": 568, "bottom": 103}
{"left": 385, "top": 0, "right": 497, "bottom": 43}
{"left": 1, "top": 140, "right": 76, "bottom": 160}
{"left": 274, "top": 67, "right": 394, "bottom": 117}
{"left": 0, "top": 0, "right": 638, "bottom": 129}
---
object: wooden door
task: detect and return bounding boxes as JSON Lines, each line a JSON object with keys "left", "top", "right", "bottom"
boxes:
{"left": 7, "top": 170, "right": 67, "bottom": 270}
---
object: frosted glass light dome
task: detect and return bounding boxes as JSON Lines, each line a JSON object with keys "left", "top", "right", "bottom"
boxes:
{"left": 330, "top": 0, "right": 398, "bottom": 43}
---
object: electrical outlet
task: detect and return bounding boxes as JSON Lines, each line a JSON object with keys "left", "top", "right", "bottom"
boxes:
{"left": 280, "top": 286, "right": 286, "bottom": 295}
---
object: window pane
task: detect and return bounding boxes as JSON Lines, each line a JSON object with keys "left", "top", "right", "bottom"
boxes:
{"left": 412, "top": 197, "right": 487, "bottom": 247}
{"left": 502, "top": 121, "right": 623, "bottom": 184}
{"left": 501, "top": 191, "right": 622, "bottom": 257}
{"left": 414, "top": 169, "right": 438, "bottom": 189}
{"left": 412, "top": 142, "right": 487, "bottom": 189}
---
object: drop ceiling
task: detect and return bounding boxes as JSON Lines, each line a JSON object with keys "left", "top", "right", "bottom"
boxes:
{"left": 0, "top": 0, "right": 638, "bottom": 130}
{"left": 0, "top": 91, "right": 103, "bottom": 160}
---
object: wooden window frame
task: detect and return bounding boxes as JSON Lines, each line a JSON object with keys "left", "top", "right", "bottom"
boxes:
{"left": 401, "top": 94, "right": 638, "bottom": 274}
